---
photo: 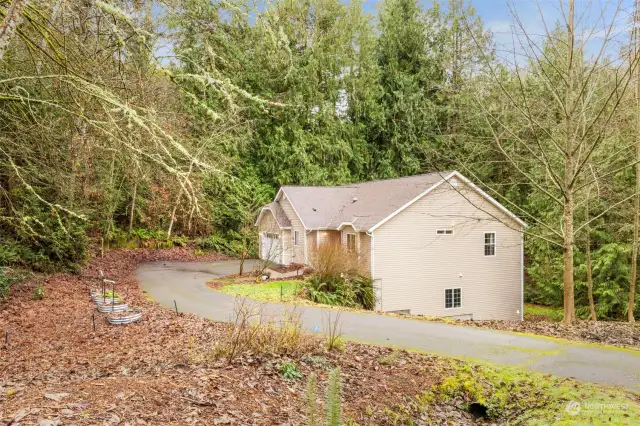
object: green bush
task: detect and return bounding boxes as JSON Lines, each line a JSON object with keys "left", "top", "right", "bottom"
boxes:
{"left": 196, "top": 230, "right": 257, "bottom": 259}
{"left": 0, "top": 243, "right": 20, "bottom": 266}
{"left": 33, "top": 284, "right": 46, "bottom": 300}
{"left": 3, "top": 218, "right": 88, "bottom": 273}
{"left": 196, "top": 234, "right": 232, "bottom": 252}
{"left": 279, "top": 361, "right": 303, "bottom": 380}
{"left": 104, "top": 227, "right": 191, "bottom": 250}
{"left": 0, "top": 268, "right": 15, "bottom": 300}
{"left": 304, "top": 243, "right": 375, "bottom": 310}
{"left": 304, "top": 275, "right": 375, "bottom": 310}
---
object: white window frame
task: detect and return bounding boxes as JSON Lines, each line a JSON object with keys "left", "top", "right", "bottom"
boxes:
{"left": 293, "top": 230, "right": 300, "bottom": 246}
{"left": 445, "top": 288, "right": 461, "bottom": 309}
{"left": 346, "top": 233, "right": 357, "bottom": 252}
{"left": 484, "top": 232, "right": 496, "bottom": 257}
{"left": 436, "top": 228, "right": 454, "bottom": 235}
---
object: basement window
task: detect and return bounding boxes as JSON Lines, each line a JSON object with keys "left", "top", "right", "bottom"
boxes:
{"left": 445, "top": 288, "right": 461, "bottom": 309}
{"left": 436, "top": 229, "right": 454, "bottom": 235}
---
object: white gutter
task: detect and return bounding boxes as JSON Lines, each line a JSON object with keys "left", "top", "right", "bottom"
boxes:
{"left": 366, "top": 230, "right": 375, "bottom": 279}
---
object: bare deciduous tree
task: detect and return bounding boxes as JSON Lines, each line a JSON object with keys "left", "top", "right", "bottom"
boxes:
{"left": 466, "top": 0, "right": 639, "bottom": 322}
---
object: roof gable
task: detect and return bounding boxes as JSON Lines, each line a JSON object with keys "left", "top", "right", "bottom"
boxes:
{"left": 255, "top": 201, "right": 291, "bottom": 228}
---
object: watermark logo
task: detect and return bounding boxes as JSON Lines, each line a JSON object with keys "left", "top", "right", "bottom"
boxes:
{"left": 565, "top": 401, "right": 628, "bottom": 417}
{"left": 565, "top": 401, "right": 581, "bottom": 416}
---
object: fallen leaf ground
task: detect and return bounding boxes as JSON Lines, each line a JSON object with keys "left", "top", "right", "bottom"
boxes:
{"left": 2, "top": 248, "right": 639, "bottom": 425}
{"left": 0, "top": 248, "right": 466, "bottom": 425}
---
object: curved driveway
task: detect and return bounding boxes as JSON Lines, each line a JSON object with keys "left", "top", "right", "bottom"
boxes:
{"left": 138, "top": 260, "right": 640, "bottom": 391}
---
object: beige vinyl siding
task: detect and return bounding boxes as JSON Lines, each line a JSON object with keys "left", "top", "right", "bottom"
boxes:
{"left": 372, "top": 181, "right": 523, "bottom": 321}
{"left": 279, "top": 197, "right": 306, "bottom": 263}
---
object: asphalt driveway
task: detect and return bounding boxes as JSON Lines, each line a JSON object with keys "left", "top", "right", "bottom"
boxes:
{"left": 137, "top": 260, "right": 640, "bottom": 391}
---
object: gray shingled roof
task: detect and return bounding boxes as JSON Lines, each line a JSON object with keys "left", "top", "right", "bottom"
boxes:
{"left": 279, "top": 171, "right": 453, "bottom": 231}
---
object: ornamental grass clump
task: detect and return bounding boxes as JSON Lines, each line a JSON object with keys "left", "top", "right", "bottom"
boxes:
{"left": 304, "top": 243, "right": 375, "bottom": 309}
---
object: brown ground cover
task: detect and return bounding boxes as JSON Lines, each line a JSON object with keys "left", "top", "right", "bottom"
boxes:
{"left": 0, "top": 248, "right": 479, "bottom": 425}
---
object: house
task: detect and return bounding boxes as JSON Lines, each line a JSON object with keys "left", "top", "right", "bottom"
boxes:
{"left": 255, "top": 171, "right": 526, "bottom": 321}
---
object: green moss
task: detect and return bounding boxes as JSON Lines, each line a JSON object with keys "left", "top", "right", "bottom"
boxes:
{"left": 418, "top": 360, "right": 640, "bottom": 424}
{"left": 524, "top": 303, "right": 563, "bottom": 322}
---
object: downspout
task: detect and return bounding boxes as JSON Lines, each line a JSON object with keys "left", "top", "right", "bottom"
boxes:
{"left": 366, "top": 229, "right": 378, "bottom": 311}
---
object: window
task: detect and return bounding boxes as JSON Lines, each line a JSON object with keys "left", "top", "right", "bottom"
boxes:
{"left": 346, "top": 233, "right": 356, "bottom": 251}
{"left": 293, "top": 230, "right": 300, "bottom": 246}
{"left": 436, "top": 229, "right": 454, "bottom": 235}
{"left": 484, "top": 232, "right": 496, "bottom": 256}
{"left": 445, "top": 288, "right": 461, "bottom": 309}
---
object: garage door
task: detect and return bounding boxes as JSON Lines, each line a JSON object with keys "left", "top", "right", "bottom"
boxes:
{"left": 261, "top": 232, "right": 281, "bottom": 263}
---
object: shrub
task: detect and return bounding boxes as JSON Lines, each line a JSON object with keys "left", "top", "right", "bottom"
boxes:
{"left": 214, "top": 298, "right": 320, "bottom": 363}
{"left": 33, "top": 284, "right": 46, "bottom": 300}
{"left": 0, "top": 243, "right": 20, "bottom": 266}
{"left": 280, "top": 361, "right": 303, "bottom": 380}
{"left": 325, "top": 311, "right": 344, "bottom": 352}
{"left": 311, "top": 243, "right": 365, "bottom": 283}
{"left": 3, "top": 218, "right": 88, "bottom": 272}
{"left": 0, "top": 268, "right": 15, "bottom": 300}
{"left": 304, "top": 243, "right": 375, "bottom": 310}
{"left": 196, "top": 234, "right": 233, "bottom": 253}
{"left": 304, "top": 274, "right": 375, "bottom": 310}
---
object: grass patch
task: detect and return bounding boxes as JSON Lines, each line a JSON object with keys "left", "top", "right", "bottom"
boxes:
{"left": 524, "top": 303, "right": 563, "bottom": 322}
{"left": 217, "top": 280, "right": 304, "bottom": 303}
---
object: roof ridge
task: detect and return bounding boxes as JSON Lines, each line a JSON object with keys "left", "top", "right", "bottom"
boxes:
{"left": 281, "top": 171, "right": 454, "bottom": 190}
{"left": 342, "top": 170, "right": 454, "bottom": 187}
{"left": 281, "top": 185, "right": 355, "bottom": 189}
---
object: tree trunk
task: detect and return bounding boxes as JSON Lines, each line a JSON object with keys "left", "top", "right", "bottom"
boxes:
{"left": 0, "top": 0, "right": 28, "bottom": 61}
{"left": 562, "top": 192, "right": 576, "bottom": 323}
{"left": 630, "top": 0, "right": 640, "bottom": 323}
{"left": 167, "top": 190, "right": 182, "bottom": 239}
{"left": 239, "top": 255, "right": 245, "bottom": 276}
{"left": 585, "top": 196, "right": 597, "bottom": 320}
{"left": 630, "top": 199, "right": 637, "bottom": 323}
{"left": 129, "top": 181, "right": 137, "bottom": 233}
{"left": 562, "top": 0, "right": 576, "bottom": 324}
